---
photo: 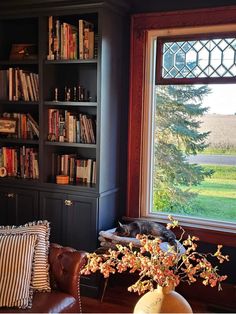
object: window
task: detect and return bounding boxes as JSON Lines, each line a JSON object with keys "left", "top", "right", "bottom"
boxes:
{"left": 158, "top": 37, "right": 236, "bottom": 82}
{"left": 128, "top": 7, "right": 236, "bottom": 237}
{"left": 146, "top": 34, "right": 236, "bottom": 228}
{"left": 152, "top": 82, "right": 236, "bottom": 222}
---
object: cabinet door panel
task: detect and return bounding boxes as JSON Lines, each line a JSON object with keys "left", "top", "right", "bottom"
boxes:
{"left": 39, "top": 192, "right": 65, "bottom": 245}
{"left": 0, "top": 190, "right": 14, "bottom": 226}
{"left": 64, "top": 195, "right": 97, "bottom": 251}
{"left": 0, "top": 187, "right": 38, "bottom": 226}
{"left": 15, "top": 189, "right": 38, "bottom": 225}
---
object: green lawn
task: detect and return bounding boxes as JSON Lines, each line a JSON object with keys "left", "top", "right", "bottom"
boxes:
{"left": 188, "top": 165, "right": 236, "bottom": 222}
{"left": 202, "top": 148, "right": 236, "bottom": 155}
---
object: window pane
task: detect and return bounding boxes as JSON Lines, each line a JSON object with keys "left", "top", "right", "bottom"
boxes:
{"left": 162, "top": 38, "right": 236, "bottom": 79}
{"left": 152, "top": 84, "right": 236, "bottom": 222}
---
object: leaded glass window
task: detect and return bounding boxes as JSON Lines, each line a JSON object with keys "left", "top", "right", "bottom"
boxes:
{"left": 157, "top": 37, "right": 236, "bottom": 84}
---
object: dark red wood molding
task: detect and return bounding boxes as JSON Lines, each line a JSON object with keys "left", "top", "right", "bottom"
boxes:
{"left": 127, "top": 5, "right": 236, "bottom": 221}
{"left": 175, "top": 225, "right": 236, "bottom": 248}
{"left": 132, "top": 6, "right": 236, "bottom": 31}
{"left": 127, "top": 19, "right": 146, "bottom": 218}
{"left": 178, "top": 280, "right": 236, "bottom": 311}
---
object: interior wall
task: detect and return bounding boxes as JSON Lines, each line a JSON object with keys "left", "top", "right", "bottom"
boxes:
{"left": 0, "top": 0, "right": 129, "bottom": 11}
{"left": 130, "top": 0, "right": 236, "bottom": 13}
{"left": 1, "top": 0, "right": 235, "bottom": 15}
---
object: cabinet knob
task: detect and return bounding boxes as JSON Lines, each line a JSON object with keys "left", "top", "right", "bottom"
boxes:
{"left": 7, "top": 193, "right": 14, "bottom": 198}
{"left": 65, "top": 199, "right": 72, "bottom": 206}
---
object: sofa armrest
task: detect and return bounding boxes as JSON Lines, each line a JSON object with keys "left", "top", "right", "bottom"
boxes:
{"left": 48, "top": 243, "right": 87, "bottom": 301}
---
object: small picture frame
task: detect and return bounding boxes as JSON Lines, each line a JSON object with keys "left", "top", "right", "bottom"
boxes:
{"left": 0, "top": 118, "right": 17, "bottom": 134}
{"left": 9, "top": 44, "right": 37, "bottom": 60}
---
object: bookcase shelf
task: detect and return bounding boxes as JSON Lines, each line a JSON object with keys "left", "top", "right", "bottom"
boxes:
{"left": 45, "top": 141, "right": 96, "bottom": 148}
{"left": 0, "top": 60, "right": 38, "bottom": 65}
{"left": 0, "top": 138, "right": 39, "bottom": 145}
{"left": 44, "top": 101, "right": 97, "bottom": 107}
{"left": 44, "top": 59, "right": 97, "bottom": 64}
{"left": 44, "top": 180, "right": 96, "bottom": 188}
{"left": 0, "top": 177, "right": 40, "bottom": 184}
{"left": 0, "top": 100, "right": 39, "bottom": 106}
{"left": 0, "top": 1, "right": 128, "bottom": 296}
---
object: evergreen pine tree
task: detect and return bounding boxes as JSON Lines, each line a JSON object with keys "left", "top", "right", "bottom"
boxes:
{"left": 153, "top": 85, "right": 214, "bottom": 213}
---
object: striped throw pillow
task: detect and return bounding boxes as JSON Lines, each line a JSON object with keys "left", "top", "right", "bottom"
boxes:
{"left": 0, "top": 233, "right": 37, "bottom": 309}
{"left": 0, "top": 221, "right": 51, "bottom": 292}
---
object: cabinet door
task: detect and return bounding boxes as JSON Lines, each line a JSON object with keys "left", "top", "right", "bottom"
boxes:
{"left": 0, "top": 190, "right": 15, "bottom": 225}
{"left": 63, "top": 195, "right": 97, "bottom": 251}
{"left": 14, "top": 189, "right": 38, "bottom": 225}
{"left": 0, "top": 187, "right": 38, "bottom": 226}
{"left": 39, "top": 191, "right": 65, "bottom": 245}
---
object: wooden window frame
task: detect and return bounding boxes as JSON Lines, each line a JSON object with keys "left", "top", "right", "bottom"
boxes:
{"left": 127, "top": 6, "right": 236, "bottom": 246}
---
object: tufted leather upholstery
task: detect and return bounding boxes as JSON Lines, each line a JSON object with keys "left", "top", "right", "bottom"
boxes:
{"left": 0, "top": 243, "right": 87, "bottom": 313}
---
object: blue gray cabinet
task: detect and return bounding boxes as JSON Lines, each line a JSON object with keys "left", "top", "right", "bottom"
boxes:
{"left": 0, "top": 186, "right": 38, "bottom": 226}
{"left": 39, "top": 191, "right": 97, "bottom": 251}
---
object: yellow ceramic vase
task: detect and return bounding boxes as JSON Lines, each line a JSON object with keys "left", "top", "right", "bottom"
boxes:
{"left": 133, "top": 285, "right": 193, "bottom": 314}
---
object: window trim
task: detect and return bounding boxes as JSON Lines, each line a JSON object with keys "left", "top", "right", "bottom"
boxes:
{"left": 128, "top": 6, "right": 236, "bottom": 242}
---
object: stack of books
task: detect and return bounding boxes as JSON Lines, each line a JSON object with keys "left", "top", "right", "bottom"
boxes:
{"left": 2, "top": 112, "right": 39, "bottom": 139}
{"left": 47, "top": 16, "right": 96, "bottom": 60}
{"left": 52, "top": 153, "right": 96, "bottom": 185}
{"left": 0, "top": 68, "right": 39, "bottom": 102}
{"left": 0, "top": 146, "right": 39, "bottom": 179}
{"left": 48, "top": 109, "right": 96, "bottom": 144}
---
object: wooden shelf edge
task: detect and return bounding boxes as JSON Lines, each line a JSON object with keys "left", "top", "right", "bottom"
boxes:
{"left": 44, "top": 101, "right": 97, "bottom": 106}
{"left": 45, "top": 141, "right": 96, "bottom": 148}
{"left": 0, "top": 100, "right": 39, "bottom": 105}
{"left": 0, "top": 59, "right": 38, "bottom": 65}
{"left": 0, "top": 138, "right": 39, "bottom": 145}
{"left": 44, "top": 59, "right": 98, "bottom": 64}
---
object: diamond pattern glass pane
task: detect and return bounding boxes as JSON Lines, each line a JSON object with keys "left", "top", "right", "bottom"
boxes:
{"left": 162, "top": 37, "right": 236, "bottom": 79}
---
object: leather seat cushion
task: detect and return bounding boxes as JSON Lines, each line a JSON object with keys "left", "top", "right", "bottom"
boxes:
{"left": 0, "top": 291, "right": 78, "bottom": 313}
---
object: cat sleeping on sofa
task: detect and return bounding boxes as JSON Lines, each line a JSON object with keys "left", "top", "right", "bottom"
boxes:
{"left": 115, "top": 220, "right": 177, "bottom": 248}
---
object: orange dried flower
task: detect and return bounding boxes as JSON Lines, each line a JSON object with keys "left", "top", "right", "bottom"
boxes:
{"left": 81, "top": 216, "right": 229, "bottom": 295}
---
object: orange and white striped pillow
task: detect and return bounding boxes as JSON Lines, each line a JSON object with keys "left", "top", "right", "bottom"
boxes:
{"left": 0, "top": 233, "right": 37, "bottom": 309}
{"left": 0, "top": 221, "right": 51, "bottom": 292}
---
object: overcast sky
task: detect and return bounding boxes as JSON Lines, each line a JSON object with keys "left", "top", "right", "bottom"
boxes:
{"left": 203, "top": 84, "right": 235, "bottom": 115}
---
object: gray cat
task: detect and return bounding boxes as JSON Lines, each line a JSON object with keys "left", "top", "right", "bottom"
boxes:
{"left": 115, "top": 221, "right": 176, "bottom": 248}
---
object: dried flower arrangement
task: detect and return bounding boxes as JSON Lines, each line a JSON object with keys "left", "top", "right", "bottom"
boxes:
{"left": 81, "top": 216, "right": 229, "bottom": 295}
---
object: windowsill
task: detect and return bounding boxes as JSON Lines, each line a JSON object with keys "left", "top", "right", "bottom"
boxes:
{"left": 146, "top": 213, "right": 236, "bottom": 233}
{"left": 123, "top": 214, "right": 236, "bottom": 247}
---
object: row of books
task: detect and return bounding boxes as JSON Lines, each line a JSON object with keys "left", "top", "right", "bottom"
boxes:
{"left": 0, "top": 146, "right": 39, "bottom": 179}
{"left": 47, "top": 16, "right": 96, "bottom": 60}
{"left": 2, "top": 112, "right": 39, "bottom": 139}
{"left": 48, "top": 109, "right": 96, "bottom": 144}
{"left": 52, "top": 153, "right": 96, "bottom": 184}
{"left": 0, "top": 68, "right": 39, "bottom": 102}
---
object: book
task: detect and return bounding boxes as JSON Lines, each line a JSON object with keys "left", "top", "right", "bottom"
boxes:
{"left": 48, "top": 16, "right": 54, "bottom": 60}
{"left": 0, "top": 70, "right": 8, "bottom": 100}
{"left": 25, "top": 73, "right": 34, "bottom": 101}
{"left": 18, "top": 69, "right": 27, "bottom": 101}
{"left": 8, "top": 67, "right": 13, "bottom": 101}
{"left": 27, "top": 113, "right": 39, "bottom": 137}
{"left": 88, "top": 30, "right": 94, "bottom": 59}
{"left": 92, "top": 160, "right": 96, "bottom": 184}
{"left": 78, "top": 19, "right": 94, "bottom": 60}
{"left": 76, "top": 120, "right": 80, "bottom": 143}
{"left": 78, "top": 19, "right": 84, "bottom": 60}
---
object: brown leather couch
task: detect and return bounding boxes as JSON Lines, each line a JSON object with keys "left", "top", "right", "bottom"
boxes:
{"left": 0, "top": 243, "right": 87, "bottom": 313}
